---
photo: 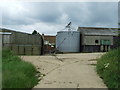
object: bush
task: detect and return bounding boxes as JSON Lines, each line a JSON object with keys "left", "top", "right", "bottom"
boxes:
{"left": 2, "top": 49, "right": 39, "bottom": 88}
{"left": 97, "top": 47, "right": 120, "bottom": 89}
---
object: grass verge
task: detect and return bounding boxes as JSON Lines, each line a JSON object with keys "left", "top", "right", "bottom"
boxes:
{"left": 2, "top": 49, "right": 39, "bottom": 88}
{"left": 97, "top": 47, "right": 120, "bottom": 89}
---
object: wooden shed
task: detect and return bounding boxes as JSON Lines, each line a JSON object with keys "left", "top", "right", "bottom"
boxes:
{"left": 77, "top": 27, "right": 118, "bottom": 52}
{"left": 0, "top": 28, "right": 44, "bottom": 55}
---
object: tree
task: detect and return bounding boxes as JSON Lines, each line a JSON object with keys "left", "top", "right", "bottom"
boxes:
{"left": 118, "top": 23, "right": 120, "bottom": 25}
{"left": 32, "top": 30, "right": 38, "bottom": 35}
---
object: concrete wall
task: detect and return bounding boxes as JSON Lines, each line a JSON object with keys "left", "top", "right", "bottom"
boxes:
{"left": 80, "top": 35, "right": 113, "bottom": 52}
{"left": 81, "top": 45, "right": 111, "bottom": 52}
{"left": 81, "top": 45, "right": 100, "bottom": 52}
{"left": 82, "top": 35, "right": 113, "bottom": 45}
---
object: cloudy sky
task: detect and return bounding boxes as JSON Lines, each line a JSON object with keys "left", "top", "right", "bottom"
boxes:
{"left": 0, "top": 1, "right": 118, "bottom": 35}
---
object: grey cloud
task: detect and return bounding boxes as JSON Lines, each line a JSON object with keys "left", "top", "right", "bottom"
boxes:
{"left": 23, "top": 2, "right": 63, "bottom": 23}
{"left": 118, "top": 1, "right": 120, "bottom": 23}
{"left": 2, "top": 2, "right": 64, "bottom": 25}
{"left": 2, "top": 2, "right": 118, "bottom": 33}
{"left": 59, "top": 2, "right": 118, "bottom": 27}
{"left": 87, "top": 2, "right": 118, "bottom": 27}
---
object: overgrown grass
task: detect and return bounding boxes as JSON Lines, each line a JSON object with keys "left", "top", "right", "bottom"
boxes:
{"left": 0, "top": 48, "right": 2, "bottom": 89}
{"left": 97, "top": 47, "right": 120, "bottom": 89}
{"left": 2, "top": 49, "right": 39, "bottom": 88}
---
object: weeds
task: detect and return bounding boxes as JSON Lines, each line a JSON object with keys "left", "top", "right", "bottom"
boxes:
{"left": 97, "top": 47, "right": 120, "bottom": 89}
{"left": 2, "top": 49, "right": 39, "bottom": 88}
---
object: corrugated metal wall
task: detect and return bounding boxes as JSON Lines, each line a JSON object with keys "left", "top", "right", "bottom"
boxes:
{"left": 56, "top": 31, "right": 80, "bottom": 52}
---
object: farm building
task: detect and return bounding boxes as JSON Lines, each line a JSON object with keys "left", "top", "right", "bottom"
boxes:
{"left": 0, "top": 28, "right": 44, "bottom": 55}
{"left": 77, "top": 27, "right": 118, "bottom": 52}
{"left": 43, "top": 35, "right": 56, "bottom": 53}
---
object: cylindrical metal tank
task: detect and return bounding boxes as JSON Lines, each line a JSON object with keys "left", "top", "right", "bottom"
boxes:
{"left": 56, "top": 31, "right": 80, "bottom": 52}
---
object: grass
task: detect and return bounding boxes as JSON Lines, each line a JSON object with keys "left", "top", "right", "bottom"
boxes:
{"left": 0, "top": 48, "right": 2, "bottom": 89}
{"left": 2, "top": 49, "right": 39, "bottom": 88}
{"left": 97, "top": 47, "right": 120, "bottom": 89}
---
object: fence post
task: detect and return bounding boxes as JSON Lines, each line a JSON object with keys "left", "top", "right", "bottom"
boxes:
{"left": 32, "top": 45, "right": 33, "bottom": 55}
{"left": 24, "top": 46, "right": 25, "bottom": 55}
{"left": 18, "top": 45, "right": 19, "bottom": 55}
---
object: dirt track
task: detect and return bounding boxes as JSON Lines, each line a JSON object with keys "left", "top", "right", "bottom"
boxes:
{"left": 21, "top": 53, "right": 107, "bottom": 88}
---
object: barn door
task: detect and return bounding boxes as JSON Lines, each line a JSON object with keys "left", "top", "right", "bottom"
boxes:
{"left": 100, "top": 40, "right": 111, "bottom": 52}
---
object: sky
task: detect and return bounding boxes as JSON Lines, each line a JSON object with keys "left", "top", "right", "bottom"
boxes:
{"left": 0, "top": 1, "right": 118, "bottom": 35}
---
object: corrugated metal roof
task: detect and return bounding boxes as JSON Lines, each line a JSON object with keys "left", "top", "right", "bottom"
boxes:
{"left": 0, "top": 28, "right": 30, "bottom": 34}
{"left": 77, "top": 27, "right": 118, "bottom": 36}
{"left": 0, "top": 32, "right": 12, "bottom": 35}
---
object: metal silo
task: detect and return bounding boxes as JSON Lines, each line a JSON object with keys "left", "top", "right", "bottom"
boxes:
{"left": 56, "top": 31, "right": 80, "bottom": 52}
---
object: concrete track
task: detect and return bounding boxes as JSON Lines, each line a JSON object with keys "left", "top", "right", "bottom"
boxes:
{"left": 21, "top": 53, "right": 107, "bottom": 88}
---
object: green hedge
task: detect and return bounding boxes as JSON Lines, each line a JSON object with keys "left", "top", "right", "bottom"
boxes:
{"left": 2, "top": 49, "right": 39, "bottom": 88}
{"left": 97, "top": 47, "right": 120, "bottom": 89}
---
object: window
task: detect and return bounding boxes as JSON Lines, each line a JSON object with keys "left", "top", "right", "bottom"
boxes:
{"left": 95, "top": 40, "right": 99, "bottom": 43}
{"left": 100, "top": 40, "right": 111, "bottom": 45}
